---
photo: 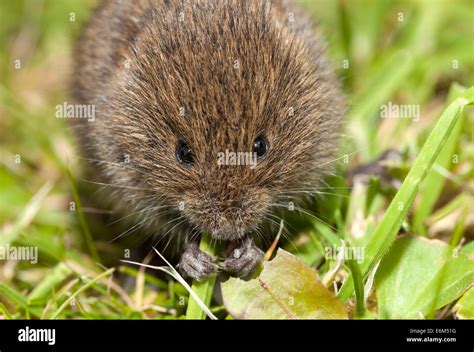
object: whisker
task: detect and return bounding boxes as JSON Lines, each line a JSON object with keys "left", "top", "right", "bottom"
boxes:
{"left": 107, "top": 205, "right": 173, "bottom": 226}
{"left": 260, "top": 214, "right": 298, "bottom": 253}
{"left": 80, "top": 178, "right": 157, "bottom": 193}
{"left": 153, "top": 215, "right": 188, "bottom": 249}
{"left": 76, "top": 155, "right": 151, "bottom": 176}
{"left": 162, "top": 218, "right": 189, "bottom": 253}
{"left": 277, "top": 190, "right": 350, "bottom": 198}
{"left": 109, "top": 217, "right": 149, "bottom": 243}
{"left": 268, "top": 203, "right": 338, "bottom": 233}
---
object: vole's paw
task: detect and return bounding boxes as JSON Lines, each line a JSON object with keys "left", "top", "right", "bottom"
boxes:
{"left": 220, "top": 236, "right": 264, "bottom": 278}
{"left": 178, "top": 241, "right": 217, "bottom": 281}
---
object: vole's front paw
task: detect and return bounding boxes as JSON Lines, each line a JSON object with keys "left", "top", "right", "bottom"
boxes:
{"left": 179, "top": 241, "right": 217, "bottom": 281}
{"left": 220, "top": 236, "right": 264, "bottom": 278}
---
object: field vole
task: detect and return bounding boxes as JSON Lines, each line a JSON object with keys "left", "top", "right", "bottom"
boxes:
{"left": 72, "top": 0, "right": 344, "bottom": 280}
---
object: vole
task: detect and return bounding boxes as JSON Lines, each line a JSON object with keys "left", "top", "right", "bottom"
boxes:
{"left": 72, "top": 0, "right": 344, "bottom": 280}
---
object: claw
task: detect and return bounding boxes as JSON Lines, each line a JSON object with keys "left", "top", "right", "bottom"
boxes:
{"left": 178, "top": 241, "right": 217, "bottom": 281}
{"left": 220, "top": 236, "right": 264, "bottom": 278}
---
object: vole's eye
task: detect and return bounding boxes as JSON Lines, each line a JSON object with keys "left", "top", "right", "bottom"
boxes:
{"left": 176, "top": 141, "right": 194, "bottom": 165}
{"left": 253, "top": 134, "right": 269, "bottom": 160}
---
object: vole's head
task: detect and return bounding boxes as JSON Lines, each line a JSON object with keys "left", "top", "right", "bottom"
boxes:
{"left": 93, "top": 1, "right": 344, "bottom": 242}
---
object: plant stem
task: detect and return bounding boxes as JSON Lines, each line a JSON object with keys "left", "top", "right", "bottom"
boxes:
{"left": 65, "top": 168, "right": 100, "bottom": 263}
{"left": 185, "top": 234, "right": 217, "bottom": 320}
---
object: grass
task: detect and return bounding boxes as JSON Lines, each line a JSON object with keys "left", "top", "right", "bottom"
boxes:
{"left": 0, "top": 0, "right": 473, "bottom": 320}
{"left": 339, "top": 86, "right": 474, "bottom": 303}
{"left": 185, "top": 234, "right": 217, "bottom": 320}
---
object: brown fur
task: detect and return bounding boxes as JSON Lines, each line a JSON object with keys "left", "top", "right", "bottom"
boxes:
{"left": 72, "top": 0, "right": 344, "bottom": 249}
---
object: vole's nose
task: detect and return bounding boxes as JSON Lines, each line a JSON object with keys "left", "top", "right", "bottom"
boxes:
{"left": 183, "top": 189, "right": 255, "bottom": 241}
{"left": 203, "top": 198, "right": 248, "bottom": 241}
{"left": 209, "top": 222, "right": 246, "bottom": 241}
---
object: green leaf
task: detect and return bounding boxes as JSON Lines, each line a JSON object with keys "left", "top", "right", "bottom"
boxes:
{"left": 221, "top": 249, "right": 347, "bottom": 319}
{"left": 375, "top": 236, "right": 474, "bottom": 319}
{"left": 461, "top": 242, "right": 474, "bottom": 258}
{"left": 454, "top": 288, "right": 474, "bottom": 319}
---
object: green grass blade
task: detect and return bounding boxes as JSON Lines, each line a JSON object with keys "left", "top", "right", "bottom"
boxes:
{"left": 50, "top": 268, "right": 115, "bottom": 319}
{"left": 0, "top": 282, "right": 44, "bottom": 318}
{"left": 338, "top": 86, "right": 474, "bottom": 302}
{"left": 0, "top": 301, "right": 13, "bottom": 319}
{"left": 65, "top": 168, "right": 100, "bottom": 263}
{"left": 28, "top": 263, "right": 72, "bottom": 302}
{"left": 347, "top": 256, "right": 365, "bottom": 318}
{"left": 185, "top": 234, "right": 217, "bottom": 320}
{"left": 412, "top": 84, "right": 467, "bottom": 234}
{"left": 0, "top": 181, "right": 53, "bottom": 247}
{"left": 0, "top": 282, "right": 28, "bottom": 309}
